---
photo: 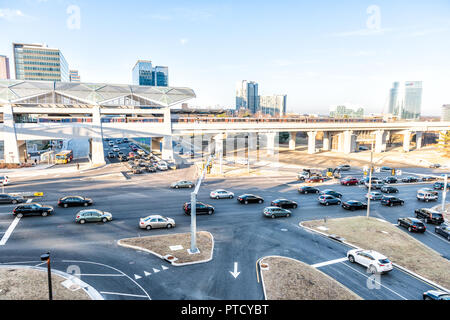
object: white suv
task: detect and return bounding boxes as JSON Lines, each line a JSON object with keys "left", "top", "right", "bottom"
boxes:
{"left": 347, "top": 249, "right": 393, "bottom": 274}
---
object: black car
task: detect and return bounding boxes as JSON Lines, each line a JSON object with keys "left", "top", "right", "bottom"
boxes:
{"left": 341, "top": 200, "right": 367, "bottom": 211}
{"left": 380, "top": 186, "right": 398, "bottom": 194}
{"left": 183, "top": 202, "right": 215, "bottom": 215}
{"left": 401, "top": 176, "right": 420, "bottom": 183}
{"left": 383, "top": 176, "right": 398, "bottom": 184}
{"left": 58, "top": 196, "right": 93, "bottom": 208}
{"left": 320, "top": 189, "right": 343, "bottom": 198}
{"left": 397, "top": 217, "right": 426, "bottom": 233}
{"left": 381, "top": 196, "right": 404, "bottom": 206}
{"left": 237, "top": 194, "right": 264, "bottom": 204}
{"left": 433, "top": 182, "right": 450, "bottom": 190}
{"left": 298, "top": 186, "right": 320, "bottom": 194}
{"left": 13, "top": 203, "right": 54, "bottom": 217}
{"left": 271, "top": 199, "right": 298, "bottom": 209}
{"left": 415, "top": 208, "right": 445, "bottom": 224}
{"left": 0, "top": 193, "right": 25, "bottom": 204}
{"left": 435, "top": 224, "right": 450, "bottom": 241}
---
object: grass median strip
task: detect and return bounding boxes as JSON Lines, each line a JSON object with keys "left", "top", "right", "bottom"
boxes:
{"left": 302, "top": 216, "right": 450, "bottom": 289}
{"left": 119, "top": 231, "right": 214, "bottom": 265}
{"left": 259, "top": 256, "right": 361, "bottom": 300}
{"left": 0, "top": 268, "right": 91, "bottom": 300}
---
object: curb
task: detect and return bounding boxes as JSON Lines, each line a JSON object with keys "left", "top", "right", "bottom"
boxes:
{"left": 117, "top": 231, "right": 215, "bottom": 267}
{"left": 298, "top": 221, "right": 450, "bottom": 293}
{"left": 0, "top": 264, "right": 104, "bottom": 300}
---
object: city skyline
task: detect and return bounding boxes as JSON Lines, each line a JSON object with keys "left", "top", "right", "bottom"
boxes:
{"left": 0, "top": 0, "right": 449, "bottom": 115}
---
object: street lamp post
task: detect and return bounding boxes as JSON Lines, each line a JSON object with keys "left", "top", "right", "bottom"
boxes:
{"left": 366, "top": 140, "right": 374, "bottom": 219}
{"left": 40, "top": 252, "right": 52, "bottom": 300}
{"left": 442, "top": 174, "right": 448, "bottom": 213}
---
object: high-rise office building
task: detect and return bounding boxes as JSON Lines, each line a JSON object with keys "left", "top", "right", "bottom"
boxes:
{"left": 442, "top": 105, "right": 450, "bottom": 121}
{"left": 0, "top": 55, "right": 10, "bottom": 79}
{"left": 13, "top": 43, "right": 69, "bottom": 82}
{"left": 69, "top": 70, "right": 80, "bottom": 83}
{"left": 236, "top": 80, "right": 259, "bottom": 114}
{"left": 387, "top": 81, "right": 422, "bottom": 119}
{"left": 259, "top": 94, "right": 287, "bottom": 116}
{"left": 132, "top": 60, "right": 168, "bottom": 87}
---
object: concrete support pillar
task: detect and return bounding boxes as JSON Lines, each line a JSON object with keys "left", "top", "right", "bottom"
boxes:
{"left": 343, "top": 130, "right": 356, "bottom": 154}
{"left": 322, "top": 131, "right": 331, "bottom": 151}
{"left": 307, "top": 131, "right": 317, "bottom": 154}
{"left": 90, "top": 106, "right": 106, "bottom": 166}
{"left": 288, "top": 132, "right": 297, "bottom": 150}
{"left": 214, "top": 133, "right": 225, "bottom": 157}
{"left": 403, "top": 131, "right": 411, "bottom": 152}
{"left": 3, "top": 104, "right": 20, "bottom": 164}
{"left": 374, "top": 130, "right": 387, "bottom": 153}
{"left": 415, "top": 132, "right": 423, "bottom": 149}
{"left": 265, "top": 132, "right": 276, "bottom": 156}
{"left": 162, "top": 135, "right": 174, "bottom": 161}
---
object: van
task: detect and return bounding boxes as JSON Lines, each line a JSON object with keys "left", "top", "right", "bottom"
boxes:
{"left": 416, "top": 190, "right": 438, "bottom": 202}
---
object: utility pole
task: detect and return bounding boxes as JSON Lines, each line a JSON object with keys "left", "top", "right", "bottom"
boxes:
{"left": 442, "top": 174, "right": 448, "bottom": 213}
{"left": 366, "top": 140, "right": 374, "bottom": 219}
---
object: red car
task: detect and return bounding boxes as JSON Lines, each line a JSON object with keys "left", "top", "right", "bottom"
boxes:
{"left": 128, "top": 152, "right": 135, "bottom": 158}
{"left": 341, "top": 177, "right": 358, "bottom": 186}
{"left": 306, "top": 176, "right": 324, "bottom": 183}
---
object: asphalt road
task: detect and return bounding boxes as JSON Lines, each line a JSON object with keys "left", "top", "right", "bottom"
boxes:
{"left": 0, "top": 157, "right": 448, "bottom": 300}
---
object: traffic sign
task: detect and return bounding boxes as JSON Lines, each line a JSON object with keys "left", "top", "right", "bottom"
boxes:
{"left": 396, "top": 169, "right": 402, "bottom": 176}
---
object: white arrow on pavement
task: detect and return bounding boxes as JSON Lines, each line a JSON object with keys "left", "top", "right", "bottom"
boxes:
{"left": 229, "top": 262, "right": 240, "bottom": 279}
{"left": 144, "top": 271, "right": 151, "bottom": 276}
{"left": 134, "top": 274, "right": 142, "bottom": 280}
{"left": 153, "top": 268, "right": 160, "bottom": 273}
{"left": 162, "top": 266, "right": 169, "bottom": 270}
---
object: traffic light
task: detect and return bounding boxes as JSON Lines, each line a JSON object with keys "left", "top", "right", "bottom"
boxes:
{"left": 391, "top": 169, "right": 395, "bottom": 176}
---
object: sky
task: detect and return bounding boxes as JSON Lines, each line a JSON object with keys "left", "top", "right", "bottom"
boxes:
{"left": 1, "top": 0, "right": 450, "bottom": 115}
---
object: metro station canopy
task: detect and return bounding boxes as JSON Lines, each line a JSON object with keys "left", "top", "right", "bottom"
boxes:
{"left": 0, "top": 80, "right": 196, "bottom": 108}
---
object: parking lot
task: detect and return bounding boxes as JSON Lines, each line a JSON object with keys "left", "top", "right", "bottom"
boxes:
{"left": 0, "top": 155, "right": 448, "bottom": 300}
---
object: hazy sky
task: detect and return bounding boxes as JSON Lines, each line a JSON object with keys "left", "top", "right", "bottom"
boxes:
{"left": 1, "top": 0, "right": 450, "bottom": 115}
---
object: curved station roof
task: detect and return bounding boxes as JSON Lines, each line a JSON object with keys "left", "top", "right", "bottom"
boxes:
{"left": 0, "top": 80, "right": 196, "bottom": 108}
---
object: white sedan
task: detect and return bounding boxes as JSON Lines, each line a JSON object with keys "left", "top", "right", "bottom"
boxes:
{"left": 347, "top": 249, "right": 393, "bottom": 274}
{"left": 210, "top": 189, "right": 234, "bottom": 199}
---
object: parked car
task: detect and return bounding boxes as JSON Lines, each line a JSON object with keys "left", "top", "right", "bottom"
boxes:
{"left": 132, "top": 166, "right": 143, "bottom": 174}
{"left": 347, "top": 249, "right": 393, "bottom": 274}
{"left": 298, "top": 186, "right": 320, "bottom": 194}
{"left": 0, "top": 193, "right": 25, "bottom": 204}
{"left": 157, "top": 162, "right": 168, "bottom": 171}
{"left": 210, "top": 189, "right": 234, "bottom": 199}
{"left": 337, "top": 164, "right": 351, "bottom": 171}
{"left": 365, "top": 180, "right": 384, "bottom": 189}
{"left": 108, "top": 141, "right": 114, "bottom": 146}
{"left": 139, "top": 215, "right": 175, "bottom": 230}
{"left": 263, "top": 207, "right": 292, "bottom": 219}
{"left": 380, "top": 186, "right": 399, "bottom": 194}
{"left": 380, "top": 166, "right": 392, "bottom": 172}
{"left": 144, "top": 165, "right": 156, "bottom": 173}
{"left": 167, "top": 162, "right": 177, "bottom": 170}
{"left": 271, "top": 199, "right": 298, "bottom": 209}
{"left": 320, "top": 189, "right": 343, "bottom": 198}
{"left": 58, "top": 196, "right": 93, "bottom": 208}
{"left": 429, "top": 163, "right": 441, "bottom": 169}
{"left": 183, "top": 202, "right": 215, "bottom": 215}
{"left": 0, "top": 176, "right": 10, "bottom": 185}
{"left": 383, "top": 176, "right": 398, "bottom": 184}
{"left": 122, "top": 138, "right": 129, "bottom": 143}
{"left": 423, "top": 290, "right": 450, "bottom": 300}
{"left": 421, "top": 176, "right": 436, "bottom": 182}
{"left": 112, "top": 146, "right": 120, "bottom": 152}
{"left": 237, "top": 194, "right": 264, "bottom": 204}
{"left": 75, "top": 209, "right": 112, "bottom": 224}
{"left": 118, "top": 155, "right": 128, "bottom": 162}
{"left": 305, "top": 176, "right": 324, "bottom": 183}
{"left": 365, "top": 191, "right": 383, "bottom": 201}
{"left": 415, "top": 208, "right": 445, "bottom": 224}
{"left": 115, "top": 139, "right": 122, "bottom": 144}
{"left": 381, "top": 196, "right": 404, "bottom": 206}
{"left": 397, "top": 217, "right": 426, "bottom": 233}
{"left": 171, "top": 180, "right": 195, "bottom": 189}
{"left": 118, "top": 151, "right": 125, "bottom": 157}
{"left": 318, "top": 195, "right": 341, "bottom": 206}
{"left": 340, "top": 177, "right": 358, "bottom": 186}
{"left": 342, "top": 200, "right": 367, "bottom": 211}
{"left": 107, "top": 152, "right": 115, "bottom": 158}
{"left": 359, "top": 176, "right": 380, "bottom": 185}
{"left": 433, "top": 181, "right": 450, "bottom": 190}
{"left": 13, "top": 203, "right": 54, "bottom": 217}
{"left": 358, "top": 146, "right": 369, "bottom": 151}
{"left": 401, "top": 176, "right": 420, "bottom": 183}
{"left": 416, "top": 189, "right": 438, "bottom": 202}
{"left": 434, "top": 224, "right": 450, "bottom": 241}
{"left": 128, "top": 152, "right": 135, "bottom": 159}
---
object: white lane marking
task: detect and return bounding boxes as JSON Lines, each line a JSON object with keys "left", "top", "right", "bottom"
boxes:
{"left": 341, "top": 263, "right": 408, "bottom": 300}
{"left": 26, "top": 199, "right": 33, "bottom": 203}
{"left": 144, "top": 271, "right": 151, "bottom": 276}
{"left": 0, "top": 217, "right": 21, "bottom": 246}
{"left": 425, "top": 230, "right": 450, "bottom": 243}
{"left": 134, "top": 274, "right": 142, "bottom": 280}
{"left": 74, "top": 274, "right": 126, "bottom": 277}
{"left": 152, "top": 268, "right": 160, "bottom": 273}
{"left": 161, "top": 266, "right": 169, "bottom": 270}
{"left": 312, "top": 257, "right": 348, "bottom": 268}
{"left": 62, "top": 259, "right": 151, "bottom": 300}
{"left": 99, "top": 291, "right": 148, "bottom": 298}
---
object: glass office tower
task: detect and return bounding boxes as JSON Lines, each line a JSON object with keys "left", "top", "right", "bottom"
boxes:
{"left": 236, "top": 80, "right": 259, "bottom": 114}
{"left": 69, "top": 70, "right": 80, "bottom": 83}
{"left": 153, "top": 66, "right": 168, "bottom": 86}
{"left": 132, "top": 60, "right": 153, "bottom": 86}
{"left": 402, "top": 81, "right": 422, "bottom": 119}
{"left": 13, "top": 43, "right": 69, "bottom": 82}
{"left": 388, "top": 82, "right": 400, "bottom": 115}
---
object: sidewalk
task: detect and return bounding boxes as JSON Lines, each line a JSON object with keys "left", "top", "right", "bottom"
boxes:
{"left": 0, "top": 160, "right": 94, "bottom": 178}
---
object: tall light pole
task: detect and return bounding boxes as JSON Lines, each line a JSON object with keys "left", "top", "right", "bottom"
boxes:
{"left": 40, "top": 252, "right": 52, "bottom": 300}
{"left": 357, "top": 138, "right": 376, "bottom": 219}
{"left": 442, "top": 174, "right": 448, "bottom": 213}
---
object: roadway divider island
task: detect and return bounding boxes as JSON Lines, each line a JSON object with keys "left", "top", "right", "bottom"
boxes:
{"left": 301, "top": 216, "right": 450, "bottom": 290}
{"left": 118, "top": 231, "right": 214, "bottom": 266}
{"left": 258, "top": 256, "right": 361, "bottom": 300}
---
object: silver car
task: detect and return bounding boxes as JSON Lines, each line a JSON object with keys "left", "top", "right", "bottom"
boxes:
{"left": 210, "top": 189, "right": 234, "bottom": 199}
{"left": 139, "top": 215, "right": 175, "bottom": 230}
